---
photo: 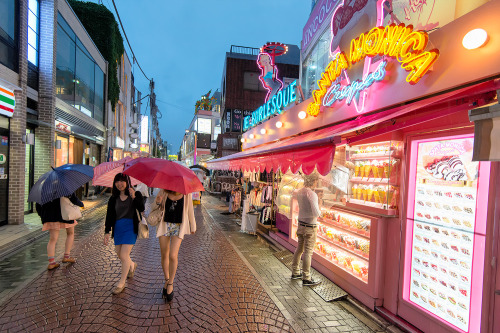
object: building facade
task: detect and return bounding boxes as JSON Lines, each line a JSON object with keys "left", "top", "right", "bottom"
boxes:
{"left": 0, "top": 0, "right": 144, "bottom": 225}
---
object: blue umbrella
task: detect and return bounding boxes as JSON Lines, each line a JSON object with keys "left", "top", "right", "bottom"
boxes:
{"left": 28, "top": 164, "right": 94, "bottom": 204}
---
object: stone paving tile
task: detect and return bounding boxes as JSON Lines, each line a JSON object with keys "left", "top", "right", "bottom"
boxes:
{"left": 203, "top": 195, "right": 379, "bottom": 333}
{"left": 0, "top": 203, "right": 109, "bottom": 303}
{"left": 0, "top": 196, "right": 294, "bottom": 332}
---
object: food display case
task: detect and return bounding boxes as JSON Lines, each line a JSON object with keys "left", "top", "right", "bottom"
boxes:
{"left": 276, "top": 173, "right": 303, "bottom": 235}
{"left": 346, "top": 141, "right": 402, "bottom": 215}
{"left": 403, "top": 134, "right": 490, "bottom": 333}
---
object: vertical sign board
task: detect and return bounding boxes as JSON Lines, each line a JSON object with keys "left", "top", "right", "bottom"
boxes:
{"left": 231, "top": 109, "right": 242, "bottom": 132}
{"left": 224, "top": 110, "right": 231, "bottom": 133}
{"left": 0, "top": 85, "right": 15, "bottom": 118}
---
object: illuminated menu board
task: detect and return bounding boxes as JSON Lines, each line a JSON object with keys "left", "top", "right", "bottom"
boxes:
{"left": 408, "top": 136, "right": 479, "bottom": 332}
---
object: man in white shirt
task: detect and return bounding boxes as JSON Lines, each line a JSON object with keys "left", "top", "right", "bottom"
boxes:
{"left": 291, "top": 173, "right": 322, "bottom": 286}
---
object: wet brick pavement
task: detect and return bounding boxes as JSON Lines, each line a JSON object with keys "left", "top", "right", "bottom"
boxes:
{"left": 0, "top": 194, "right": 386, "bottom": 332}
{"left": 0, "top": 201, "right": 109, "bottom": 302}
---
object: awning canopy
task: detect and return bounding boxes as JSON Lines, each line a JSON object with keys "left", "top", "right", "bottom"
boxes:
{"left": 207, "top": 133, "right": 336, "bottom": 176}
{"left": 207, "top": 80, "right": 500, "bottom": 176}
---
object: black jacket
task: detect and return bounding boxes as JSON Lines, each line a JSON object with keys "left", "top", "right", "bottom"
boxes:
{"left": 36, "top": 193, "right": 84, "bottom": 224}
{"left": 104, "top": 192, "right": 145, "bottom": 238}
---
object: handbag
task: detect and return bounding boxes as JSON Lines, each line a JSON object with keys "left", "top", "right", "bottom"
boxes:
{"left": 147, "top": 194, "right": 166, "bottom": 227}
{"left": 136, "top": 209, "right": 149, "bottom": 239}
{"left": 60, "top": 197, "right": 82, "bottom": 220}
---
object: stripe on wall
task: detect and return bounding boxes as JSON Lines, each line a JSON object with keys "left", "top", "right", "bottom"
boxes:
{"left": 0, "top": 85, "right": 15, "bottom": 117}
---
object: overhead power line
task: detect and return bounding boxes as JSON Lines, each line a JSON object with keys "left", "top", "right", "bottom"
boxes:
{"left": 110, "top": 0, "right": 150, "bottom": 82}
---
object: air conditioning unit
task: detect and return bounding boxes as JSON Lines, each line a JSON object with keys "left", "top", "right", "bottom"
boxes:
{"left": 130, "top": 133, "right": 139, "bottom": 139}
{"left": 130, "top": 123, "right": 139, "bottom": 129}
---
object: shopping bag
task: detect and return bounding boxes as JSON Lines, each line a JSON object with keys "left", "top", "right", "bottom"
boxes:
{"left": 136, "top": 209, "right": 149, "bottom": 239}
{"left": 60, "top": 197, "right": 82, "bottom": 220}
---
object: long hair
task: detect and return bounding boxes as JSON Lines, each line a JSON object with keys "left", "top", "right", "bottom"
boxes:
{"left": 111, "top": 173, "right": 130, "bottom": 197}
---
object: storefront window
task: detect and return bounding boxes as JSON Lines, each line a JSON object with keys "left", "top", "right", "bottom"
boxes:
{"left": 55, "top": 135, "right": 69, "bottom": 167}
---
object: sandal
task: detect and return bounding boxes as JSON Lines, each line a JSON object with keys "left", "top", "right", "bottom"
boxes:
{"left": 112, "top": 285, "right": 125, "bottom": 295}
{"left": 127, "top": 262, "right": 137, "bottom": 278}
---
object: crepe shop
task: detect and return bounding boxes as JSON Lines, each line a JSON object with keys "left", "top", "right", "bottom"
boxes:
{"left": 207, "top": 1, "right": 500, "bottom": 332}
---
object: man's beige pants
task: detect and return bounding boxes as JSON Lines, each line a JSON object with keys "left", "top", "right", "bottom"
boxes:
{"left": 292, "top": 224, "right": 318, "bottom": 281}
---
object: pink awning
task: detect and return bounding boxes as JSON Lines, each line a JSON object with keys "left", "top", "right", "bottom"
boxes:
{"left": 207, "top": 135, "right": 336, "bottom": 176}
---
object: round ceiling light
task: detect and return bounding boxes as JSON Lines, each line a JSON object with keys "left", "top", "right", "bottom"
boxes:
{"left": 240, "top": 138, "right": 245, "bottom": 143}
{"left": 249, "top": 134, "right": 255, "bottom": 139}
{"left": 276, "top": 121, "right": 283, "bottom": 128}
{"left": 260, "top": 128, "right": 267, "bottom": 135}
{"left": 298, "top": 111, "right": 307, "bottom": 119}
{"left": 462, "top": 29, "right": 488, "bottom": 50}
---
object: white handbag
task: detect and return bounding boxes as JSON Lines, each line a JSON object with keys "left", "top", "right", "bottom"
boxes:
{"left": 60, "top": 197, "right": 82, "bottom": 220}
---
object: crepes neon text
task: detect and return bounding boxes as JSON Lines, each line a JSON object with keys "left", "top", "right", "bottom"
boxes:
{"left": 323, "top": 61, "right": 387, "bottom": 107}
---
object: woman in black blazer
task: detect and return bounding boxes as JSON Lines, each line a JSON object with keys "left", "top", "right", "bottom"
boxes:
{"left": 103, "top": 173, "right": 144, "bottom": 294}
{"left": 36, "top": 193, "right": 83, "bottom": 270}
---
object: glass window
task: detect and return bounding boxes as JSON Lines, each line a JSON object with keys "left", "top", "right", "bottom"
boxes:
{"left": 56, "top": 24, "right": 76, "bottom": 105}
{"left": 27, "top": 0, "right": 39, "bottom": 66}
{"left": 56, "top": 12, "right": 106, "bottom": 123}
{"left": 75, "top": 44, "right": 95, "bottom": 117}
{"left": 0, "top": 0, "right": 19, "bottom": 71}
{"left": 57, "top": 13, "right": 75, "bottom": 41}
{"left": 55, "top": 135, "right": 69, "bottom": 167}
{"left": 243, "top": 72, "right": 260, "bottom": 91}
{"left": 94, "top": 64, "right": 105, "bottom": 124}
{"left": 301, "top": 28, "right": 332, "bottom": 99}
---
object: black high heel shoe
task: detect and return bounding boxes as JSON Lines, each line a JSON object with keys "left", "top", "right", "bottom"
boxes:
{"left": 165, "top": 283, "right": 174, "bottom": 302}
{"left": 162, "top": 279, "right": 169, "bottom": 299}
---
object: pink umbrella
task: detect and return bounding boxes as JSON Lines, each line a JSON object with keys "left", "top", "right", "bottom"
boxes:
{"left": 123, "top": 157, "right": 204, "bottom": 194}
{"left": 93, "top": 156, "right": 141, "bottom": 187}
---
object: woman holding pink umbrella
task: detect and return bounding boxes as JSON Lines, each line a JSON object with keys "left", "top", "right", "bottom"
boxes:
{"left": 154, "top": 189, "right": 196, "bottom": 301}
{"left": 122, "top": 158, "right": 202, "bottom": 302}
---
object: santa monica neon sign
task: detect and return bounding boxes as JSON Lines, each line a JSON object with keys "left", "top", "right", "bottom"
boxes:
{"left": 307, "top": 23, "right": 440, "bottom": 117}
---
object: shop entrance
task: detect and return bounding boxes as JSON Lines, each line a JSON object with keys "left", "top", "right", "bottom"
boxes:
{"left": 0, "top": 116, "right": 9, "bottom": 226}
{"left": 24, "top": 128, "right": 34, "bottom": 213}
{"left": 72, "top": 137, "right": 84, "bottom": 199}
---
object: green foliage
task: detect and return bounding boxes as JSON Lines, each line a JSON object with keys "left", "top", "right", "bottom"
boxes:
{"left": 68, "top": 0, "right": 124, "bottom": 111}
{"left": 195, "top": 90, "right": 216, "bottom": 113}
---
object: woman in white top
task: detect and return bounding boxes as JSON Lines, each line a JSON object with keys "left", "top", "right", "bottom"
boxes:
{"left": 154, "top": 190, "right": 196, "bottom": 301}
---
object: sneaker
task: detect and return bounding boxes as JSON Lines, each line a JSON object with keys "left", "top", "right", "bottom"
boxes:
{"left": 291, "top": 274, "right": 302, "bottom": 280}
{"left": 62, "top": 257, "right": 76, "bottom": 263}
{"left": 303, "top": 279, "right": 321, "bottom": 286}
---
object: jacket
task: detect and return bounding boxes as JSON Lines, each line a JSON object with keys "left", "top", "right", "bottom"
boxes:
{"left": 155, "top": 192, "right": 196, "bottom": 239}
{"left": 104, "top": 192, "right": 145, "bottom": 238}
{"left": 36, "top": 193, "right": 84, "bottom": 224}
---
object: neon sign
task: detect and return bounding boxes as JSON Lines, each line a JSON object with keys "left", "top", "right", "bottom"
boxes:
{"left": 324, "top": 61, "right": 387, "bottom": 107}
{"left": 243, "top": 80, "right": 297, "bottom": 131}
{"left": 257, "top": 52, "right": 284, "bottom": 102}
{"left": 308, "top": 23, "right": 439, "bottom": 117}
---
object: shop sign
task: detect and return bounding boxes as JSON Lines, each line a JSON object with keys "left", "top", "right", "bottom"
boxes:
{"left": 307, "top": 24, "right": 439, "bottom": 117}
{"left": 0, "top": 175, "right": 7, "bottom": 180}
{"left": 0, "top": 85, "right": 15, "bottom": 118}
{"left": 140, "top": 144, "right": 149, "bottom": 153}
{"left": 1, "top": 136, "right": 7, "bottom": 146}
{"left": 243, "top": 80, "right": 297, "bottom": 131}
{"left": 55, "top": 120, "right": 71, "bottom": 134}
{"left": 115, "top": 136, "right": 124, "bottom": 149}
{"left": 0, "top": 154, "right": 5, "bottom": 164}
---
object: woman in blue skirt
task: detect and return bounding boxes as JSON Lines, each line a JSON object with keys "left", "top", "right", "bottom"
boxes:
{"left": 104, "top": 173, "right": 145, "bottom": 294}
